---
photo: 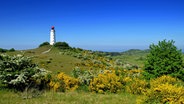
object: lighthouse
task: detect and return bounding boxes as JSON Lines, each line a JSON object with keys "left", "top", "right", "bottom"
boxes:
{"left": 50, "top": 26, "right": 56, "bottom": 45}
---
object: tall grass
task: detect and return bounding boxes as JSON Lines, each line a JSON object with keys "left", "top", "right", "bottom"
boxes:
{"left": 0, "top": 90, "right": 136, "bottom": 104}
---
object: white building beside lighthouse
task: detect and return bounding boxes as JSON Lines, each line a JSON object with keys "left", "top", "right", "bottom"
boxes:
{"left": 50, "top": 26, "right": 56, "bottom": 45}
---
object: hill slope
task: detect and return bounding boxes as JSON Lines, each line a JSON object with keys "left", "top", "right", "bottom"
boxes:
{"left": 4, "top": 47, "right": 150, "bottom": 73}
{"left": 108, "top": 49, "right": 149, "bottom": 67}
{"left": 5, "top": 46, "right": 82, "bottom": 75}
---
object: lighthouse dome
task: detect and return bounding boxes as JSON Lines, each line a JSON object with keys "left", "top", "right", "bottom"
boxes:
{"left": 51, "top": 26, "right": 54, "bottom": 29}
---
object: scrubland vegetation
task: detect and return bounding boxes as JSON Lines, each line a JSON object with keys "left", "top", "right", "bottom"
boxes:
{"left": 0, "top": 40, "right": 184, "bottom": 104}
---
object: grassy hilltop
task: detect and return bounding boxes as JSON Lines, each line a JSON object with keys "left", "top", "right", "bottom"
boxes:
{"left": 5, "top": 45, "right": 83, "bottom": 74}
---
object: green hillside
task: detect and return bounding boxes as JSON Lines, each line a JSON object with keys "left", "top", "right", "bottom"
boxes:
{"left": 2, "top": 46, "right": 171, "bottom": 72}
{"left": 107, "top": 49, "right": 149, "bottom": 67}
{"left": 1, "top": 42, "right": 184, "bottom": 104}
{"left": 3, "top": 46, "right": 184, "bottom": 72}
{"left": 5, "top": 45, "right": 82, "bottom": 75}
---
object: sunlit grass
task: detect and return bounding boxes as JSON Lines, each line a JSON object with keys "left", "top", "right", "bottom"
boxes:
{"left": 6, "top": 46, "right": 81, "bottom": 75}
{"left": 0, "top": 90, "right": 137, "bottom": 104}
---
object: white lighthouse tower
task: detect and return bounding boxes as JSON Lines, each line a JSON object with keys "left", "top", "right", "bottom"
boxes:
{"left": 50, "top": 26, "right": 56, "bottom": 45}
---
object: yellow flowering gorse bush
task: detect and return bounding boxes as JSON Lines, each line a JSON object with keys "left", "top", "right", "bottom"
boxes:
{"left": 150, "top": 75, "right": 180, "bottom": 88}
{"left": 121, "top": 69, "right": 143, "bottom": 78}
{"left": 137, "top": 75, "right": 184, "bottom": 104}
{"left": 126, "top": 78, "right": 148, "bottom": 95}
{"left": 89, "top": 71, "right": 122, "bottom": 93}
{"left": 137, "top": 83, "right": 184, "bottom": 104}
{"left": 49, "top": 72, "right": 79, "bottom": 92}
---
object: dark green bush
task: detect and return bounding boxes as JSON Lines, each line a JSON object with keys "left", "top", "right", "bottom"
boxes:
{"left": 0, "top": 48, "right": 15, "bottom": 52}
{"left": 54, "top": 42, "right": 71, "bottom": 49}
{"left": 9, "top": 48, "right": 15, "bottom": 52}
{"left": 0, "top": 48, "right": 8, "bottom": 53}
{"left": 39, "top": 42, "right": 50, "bottom": 47}
{"left": 143, "top": 40, "right": 184, "bottom": 80}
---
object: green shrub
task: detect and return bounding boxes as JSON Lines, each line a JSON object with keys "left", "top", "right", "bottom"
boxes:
{"left": 54, "top": 42, "right": 71, "bottom": 49}
{"left": 9, "top": 48, "right": 15, "bottom": 52}
{"left": 144, "top": 40, "right": 184, "bottom": 80}
{"left": 0, "top": 48, "right": 8, "bottom": 53}
{"left": 0, "top": 48, "right": 15, "bottom": 52}
{"left": 39, "top": 42, "right": 50, "bottom": 47}
{"left": 0, "top": 54, "right": 50, "bottom": 91}
{"left": 72, "top": 67, "right": 98, "bottom": 86}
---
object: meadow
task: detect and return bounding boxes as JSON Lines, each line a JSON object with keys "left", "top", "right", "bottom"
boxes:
{"left": 0, "top": 41, "right": 184, "bottom": 104}
{"left": 0, "top": 89, "right": 136, "bottom": 104}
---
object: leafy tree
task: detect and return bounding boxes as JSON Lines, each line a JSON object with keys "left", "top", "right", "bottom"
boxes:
{"left": 0, "top": 48, "right": 8, "bottom": 53}
{"left": 54, "top": 42, "right": 71, "bottom": 49}
{"left": 0, "top": 48, "right": 15, "bottom": 52}
{"left": 39, "top": 42, "right": 50, "bottom": 47}
{"left": 143, "top": 40, "right": 184, "bottom": 80}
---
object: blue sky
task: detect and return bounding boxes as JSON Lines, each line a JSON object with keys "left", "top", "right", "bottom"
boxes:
{"left": 0, "top": 0, "right": 184, "bottom": 51}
